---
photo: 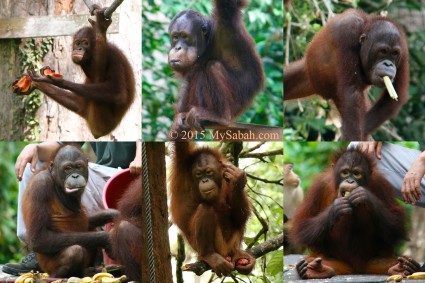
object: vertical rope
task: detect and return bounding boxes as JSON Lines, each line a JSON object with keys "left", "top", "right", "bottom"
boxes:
{"left": 142, "top": 142, "right": 156, "bottom": 283}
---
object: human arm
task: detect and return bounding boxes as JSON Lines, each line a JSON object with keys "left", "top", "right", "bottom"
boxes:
{"left": 402, "top": 151, "right": 425, "bottom": 205}
{"left": 356, "top": 142, "right": 383, "bottom": 160}
{"left": 129, "top": 140, "right": 142, "bottom": 175}
{"left": 15, "top": 142, "right": 61, "bottom": 181}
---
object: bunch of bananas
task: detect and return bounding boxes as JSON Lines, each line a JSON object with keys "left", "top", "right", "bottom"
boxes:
{"left": 14, "top": 272, "right": 126, "bottom": 283}
{"left": 387, "top": 272, "right": 425, "bottom": 282}
{"left": 52, "top": 273, "right": 126, "bottom": 283}
{"left": 14, "top": 272, "right": 49, "bottom": 283}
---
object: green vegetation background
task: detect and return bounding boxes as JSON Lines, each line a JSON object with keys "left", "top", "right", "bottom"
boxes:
{"left": 284, "top": 0, "right": 425, "bottom": 141}
{"left": 0, "top": 142, "right": 28, "bottom": 263}
{"left": 142, "top": 0, "right": 283, "bottom": 141}
{"left": 284, "top": 142, "right": 419, "bottom": 190}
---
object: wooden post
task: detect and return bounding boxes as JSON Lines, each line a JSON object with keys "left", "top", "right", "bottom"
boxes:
{"left": 141, "top": 143, "right": 173, "bottom": 283}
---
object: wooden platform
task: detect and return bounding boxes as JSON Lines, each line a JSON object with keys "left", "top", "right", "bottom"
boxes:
{"left": 285, "top": 255, "right": 401, "bottom": 283}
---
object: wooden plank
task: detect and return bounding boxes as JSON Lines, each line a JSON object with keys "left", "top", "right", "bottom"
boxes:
{"left": 0, "top": 13, "right": 119, "bottom": 39}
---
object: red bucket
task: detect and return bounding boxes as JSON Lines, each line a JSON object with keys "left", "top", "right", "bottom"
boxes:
{"left": 103, "top": 168, "right": 138, "bottom": 264}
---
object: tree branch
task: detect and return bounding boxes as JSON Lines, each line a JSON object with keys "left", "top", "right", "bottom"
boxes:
{"left": 246, "top": 173, "right": 283, "bottom": 185}
{"left": 181, "top": 233, "right": 284, "bottom": 276}
{"left": 241, "top": 149, "right": 283, "bottom": 159}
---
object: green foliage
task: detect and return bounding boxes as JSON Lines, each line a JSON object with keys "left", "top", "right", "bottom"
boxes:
{"left": 284, "top": 142, "right": 347, "bottom": 190}
{"left": 284, "top": 0, "right": 425, "bottom": 141}
{"left": 143, "top": 0, "right": 283, "bottom": 140}
{"left": 0, "top": 142, "right": 28, "bottom": 262}
{"left": 242, "top": 142, "right": 283, "bottom": 282}
{"left": 18, "top": 38, "right": 54, "bottom": 141}
{"left": 165, "top": 142, "right": 283, "bottom": 282}
{"left": 284, "top": 141, "right": 420, "bottom": 191}
{"left": 266, "top": 250, "right": 284, "bottom": 276}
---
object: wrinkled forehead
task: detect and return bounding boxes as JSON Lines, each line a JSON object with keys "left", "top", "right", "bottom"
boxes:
{"left": 55, "top": 147, "right": 84, "bottom": 163}
{"left": 171, "top": 13, "right": 202, "bottom": 34}
{"left": 368, "top": 21, "right": 401, "bottom": 44}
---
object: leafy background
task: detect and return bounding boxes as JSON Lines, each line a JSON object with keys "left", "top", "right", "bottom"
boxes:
{"left": 142, "top": 0, "right": 283, "bottom": 141}
{"left": 166, "top": 142, "right": 283, "bottom": 283}
{"left": 0, "top": 142, "right": 28, "bottom": 263}
{"left": 284, "top": 141, "right": 419, "bottom": 190}
{"left": 284, "top": 0, "right": 425, "bottom": 141}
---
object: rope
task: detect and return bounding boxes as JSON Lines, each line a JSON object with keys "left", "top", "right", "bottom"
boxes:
{"left": 142, "top": 142, "right": 156, "bottom": 283}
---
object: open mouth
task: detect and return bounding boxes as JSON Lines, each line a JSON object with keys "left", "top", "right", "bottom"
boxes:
{"left": 341, "top": 191, "right": 351, "bottom": 198}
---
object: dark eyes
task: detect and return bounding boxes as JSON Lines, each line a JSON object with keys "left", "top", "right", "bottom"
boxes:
{"left": 379, "top": 48, "right": 399, "bottom": 57}
{"left": 64, "top": 164, "right": 82, "bottom": 172}
{"left": 172, "top": 34, "right": 189, "bottom": 41}
{"left": 353, "top": 171, "right": 362, "bottom": 179}
{"left": 341, "top": 170, "right": 349, "bottom": 178}
{"left": 195, "top": 170, "right": 212, "bottom": 178}
{"left": 75, "top": 40, "right": 89, "bottom": 47}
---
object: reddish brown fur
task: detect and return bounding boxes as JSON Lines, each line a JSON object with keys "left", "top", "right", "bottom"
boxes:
{"left": 169, "top": 142, "right": 254, "bottom": 276}
{"left": 22, "top": 146, "right": 115, "bottom": 278}
{"left": 110, "top": 178, "right": 142, "bottom": 282}
{"left": 28, "top": 9, "right": 135, "bottom": 138}
{"left": 289, "top": 148, "right": 413, "bottom": 279}
{"left": 169, "top": 0, "right": 264, "bottom": 133}
{"left": 284, "top": 9, "right": 409, "bottom": 140}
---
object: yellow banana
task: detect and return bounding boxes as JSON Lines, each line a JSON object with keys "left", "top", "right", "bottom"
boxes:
{"left": 39, "top": 273, "right": 50, "bottom": 279}
{"left": 15, "top": 272, "right": 35, "bottom": 283}
{"left": 81, "top": 277, "right": 92, "bottom": 283}
{"left": 67, "top": 277, "right": 82, "bottom": 283}
{"left": 51, "top": 280, "right": 64, "bottom": 283}
{"left": 92, "top": 273, "right": 114, "bottom": 281}
{"left": 407, "top": 272, "right": 425, "bottom": 279}
{"left": 101, "top": 275, "right": 127, "bottom": 283}
{"left": 386, "top": 274, "right": 403, "bottom": 282}
{"left": 23, "top": 278, "right": 34, "bottom": 283}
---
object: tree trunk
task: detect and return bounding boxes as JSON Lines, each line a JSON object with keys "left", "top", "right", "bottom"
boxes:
{"left": 405, "top": 206, "right": 425, "bottom": 260}
{"left": 141, "top": 142, "right": 173, "bottom": 283}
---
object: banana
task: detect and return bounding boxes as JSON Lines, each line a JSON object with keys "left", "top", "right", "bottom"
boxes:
{"left": 67, "top": 277, "right": 82, "bottom": 283}
{"left": 407, "top": 272, "right": 425, "bottom": 279}
{"left": 101, "top": 278, "right": 120, "bottom": 283}
{"left": 15, "top": 272, "right": 35, "bottom": 283}
{"left": 101, "top": 275, "right": 127, "bottom": 283}
{"left": 23, "top": 278, "right": 34, "bottom": 283}
{"left": 39, "top": 273, "right": 50, "bottom": 279}
{"left": 386, "top": 274, "right": 403, "bottom": 282}
{"left": 81, "top": 277, "right": 93, "bottom": 283}
{"left": 92, "top": 273, "right": 114, "bottom": 281}
{"left": 51, "top": 280, "right": 64, "bottom": 283}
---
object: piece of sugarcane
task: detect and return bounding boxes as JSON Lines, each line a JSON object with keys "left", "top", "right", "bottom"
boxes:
{"left": 383, "top": 76, "right": 398, "bottom": 101}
